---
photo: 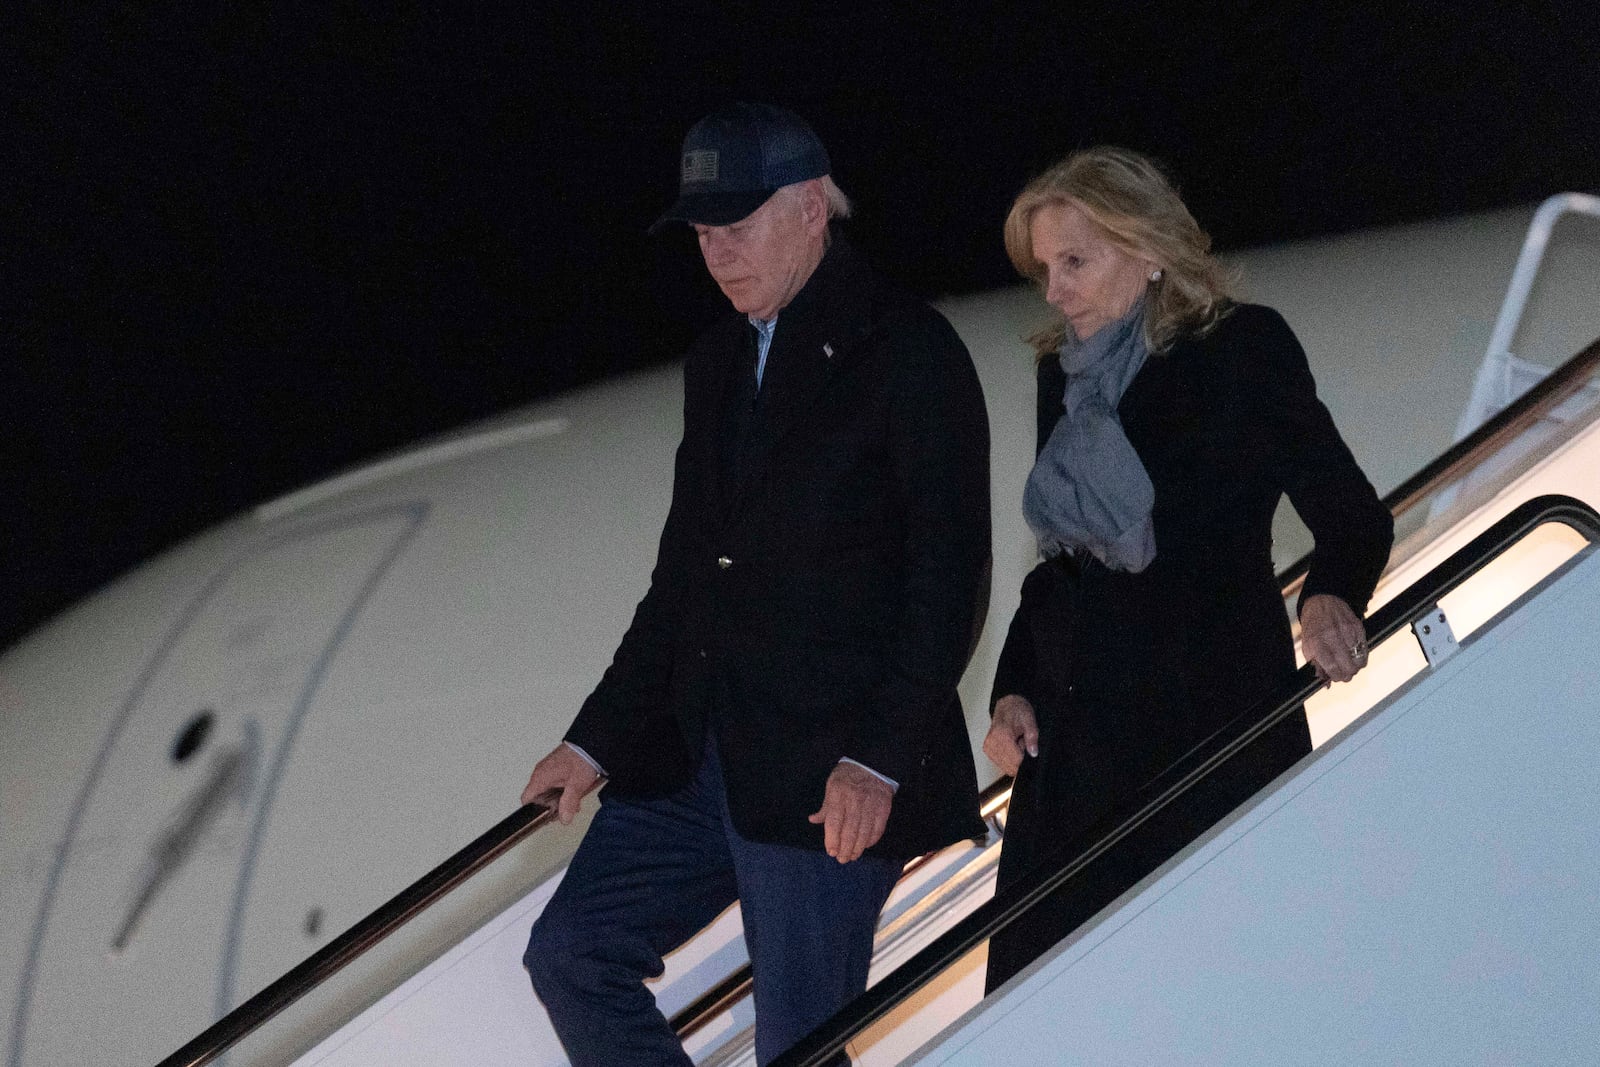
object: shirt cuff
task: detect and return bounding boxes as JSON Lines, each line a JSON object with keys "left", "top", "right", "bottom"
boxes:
{"left": 839, "top": 757, "right": 898, "bottom": 792}
{"left": 563, "top": 740, "right": 606, "bottom": 778}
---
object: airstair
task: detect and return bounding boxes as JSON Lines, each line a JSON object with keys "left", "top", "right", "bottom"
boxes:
{"left": 154, "top": 203, "right": 1600, "bottom": 1067}
{"left": 875, "top": 498, "right": 1600, "bottom": 1066}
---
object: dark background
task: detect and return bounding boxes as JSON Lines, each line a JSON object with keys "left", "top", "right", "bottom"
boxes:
{"left": 6, "top": 4, "right": 1598, "bottom": 651}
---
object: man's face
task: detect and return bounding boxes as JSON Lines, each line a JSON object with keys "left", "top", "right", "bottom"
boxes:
{"left": 694, "top": 185, "right": 818, "bottom": 321}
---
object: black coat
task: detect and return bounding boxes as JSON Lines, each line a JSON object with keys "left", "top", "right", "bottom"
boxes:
{"left": 566, "top": 239, "right": 992, "bottom": 859}
{"left": 987, "top": 303, "right": 1394, "bottom": 988}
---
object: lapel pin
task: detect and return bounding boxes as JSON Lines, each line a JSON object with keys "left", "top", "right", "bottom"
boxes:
{"left": 823, "top": 342, "right": 834, "bottom": 359}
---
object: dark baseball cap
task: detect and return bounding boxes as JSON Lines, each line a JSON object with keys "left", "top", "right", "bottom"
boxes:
{"left": 649, "top": 102, "right": 831, "bottom": 233}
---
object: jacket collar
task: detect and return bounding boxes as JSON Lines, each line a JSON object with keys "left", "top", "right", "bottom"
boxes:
{"left": 722, "top": 233, "right": 876, "bottom": 512}
{"left": 757, "top": 234, "right": 873, "bottom": 384}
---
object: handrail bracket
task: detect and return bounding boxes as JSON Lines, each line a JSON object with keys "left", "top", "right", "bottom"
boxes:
{"left": 1411, "top": 606, "right": 1460, "bottom": 668}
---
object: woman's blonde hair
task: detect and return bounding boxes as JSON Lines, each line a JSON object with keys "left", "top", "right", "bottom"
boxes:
{"left": 1003, "top": 146, "right": 1235, "bottom": 354}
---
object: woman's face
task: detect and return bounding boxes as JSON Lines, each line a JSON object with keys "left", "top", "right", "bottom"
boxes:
{"left": 1029, "top": 200, "right": 1156, "bottom": 341}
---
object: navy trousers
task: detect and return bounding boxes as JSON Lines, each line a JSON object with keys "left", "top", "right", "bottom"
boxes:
{"left": 525, "top": 738, "right": 901, "bottom": 1066}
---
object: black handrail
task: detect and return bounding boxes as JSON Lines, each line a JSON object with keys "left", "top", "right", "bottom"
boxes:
{"left": 772, "top": 494, "right": 1600, "bottom": 1066}
{"left": 1279, "top": 335, "right": 1600, "bottom": 593}
{"left": 154, "top": 795, "right": 563, "bottom": 1067}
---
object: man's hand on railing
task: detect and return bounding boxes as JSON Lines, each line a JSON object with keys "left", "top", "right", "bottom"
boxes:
{"left": 521, "top": 744, "right": 601, "bottom": 824}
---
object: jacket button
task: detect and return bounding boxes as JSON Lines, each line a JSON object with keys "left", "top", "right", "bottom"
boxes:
{"left": 717, "top": 555, "right": 733, "bottom": 569}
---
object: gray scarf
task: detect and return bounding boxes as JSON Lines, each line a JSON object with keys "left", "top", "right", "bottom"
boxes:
{"left": 1022, "top": 299, "right": 1157, "bottom": 572}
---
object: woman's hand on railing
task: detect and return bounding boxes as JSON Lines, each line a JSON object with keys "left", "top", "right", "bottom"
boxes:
{"left": 521, "top": 744, "right": 601, "bottom": 824}
{"left": 1300, "top": 593, "right": 1369, "bottom": 685}
{"left": 984, "top": 695, "right": 1039, "bottom": 777}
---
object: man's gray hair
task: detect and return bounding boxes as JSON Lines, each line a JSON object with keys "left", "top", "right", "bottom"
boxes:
{"left": 820, "top": 175, "right": 853, "bottom": 220}
{"left": 773, "top": 176, "right": 853, "bottom": 223}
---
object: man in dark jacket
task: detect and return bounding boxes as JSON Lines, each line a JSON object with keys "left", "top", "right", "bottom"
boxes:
{"left": 519, "top": 103, "right": 991, "bottom": 1066}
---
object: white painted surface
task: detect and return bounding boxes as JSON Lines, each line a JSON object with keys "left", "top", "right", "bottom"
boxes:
{"left": 916, "top": 545, "right": 1600, "bottom": 1066}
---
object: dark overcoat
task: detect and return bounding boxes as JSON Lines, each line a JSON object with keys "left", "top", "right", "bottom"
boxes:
{"left": 987, "top": 303, "right": 1394, "bottom": 987}
{"left": 566, "top": 238, "right": 991, "bottom": 859}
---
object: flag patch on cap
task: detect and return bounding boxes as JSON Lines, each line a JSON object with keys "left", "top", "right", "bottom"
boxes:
{"left": 682, "top": 149, "right": 719, "bottom": 184}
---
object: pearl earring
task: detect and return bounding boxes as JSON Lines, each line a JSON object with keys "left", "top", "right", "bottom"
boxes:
{"left": 1149, "top": 269, "right": 1163, "bottom": 282}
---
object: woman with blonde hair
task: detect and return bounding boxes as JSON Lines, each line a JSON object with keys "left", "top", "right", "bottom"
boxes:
{"left": 982, "top": 147, "right": 1393, "bottom": 989}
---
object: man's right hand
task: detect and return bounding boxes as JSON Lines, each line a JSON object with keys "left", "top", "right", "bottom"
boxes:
{"left": 521, "top": 744, "right": 601, "bottom": 825}
{"left": 983, "top": 695, "right": 1039, "bottom": 777}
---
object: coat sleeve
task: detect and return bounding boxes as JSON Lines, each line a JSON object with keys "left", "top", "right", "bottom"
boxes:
{"left": 989, "top": 357, "right": 1063, "bottom": 714}
{"left": 839, "top": 308, "right": 992, "bottom": 785}
{"left": 563, "top": 361, "right": 705, "bottom": 777}
{"left": 1240, "top": 307, "right": 1394, "bottom": 617}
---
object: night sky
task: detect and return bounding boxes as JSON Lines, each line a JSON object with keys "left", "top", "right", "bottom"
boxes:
{"left": 7, "top": 4, "right": 1598, "bottom": 649}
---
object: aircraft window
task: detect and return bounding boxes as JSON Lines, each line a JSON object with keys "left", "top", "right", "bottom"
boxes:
{"left": 170, "top": 710, "right": 215, "bottom": 764}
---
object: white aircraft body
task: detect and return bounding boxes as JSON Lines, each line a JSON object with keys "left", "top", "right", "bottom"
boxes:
{"left": 2, "top": 202, "right": 1597, "bottom": 1067}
